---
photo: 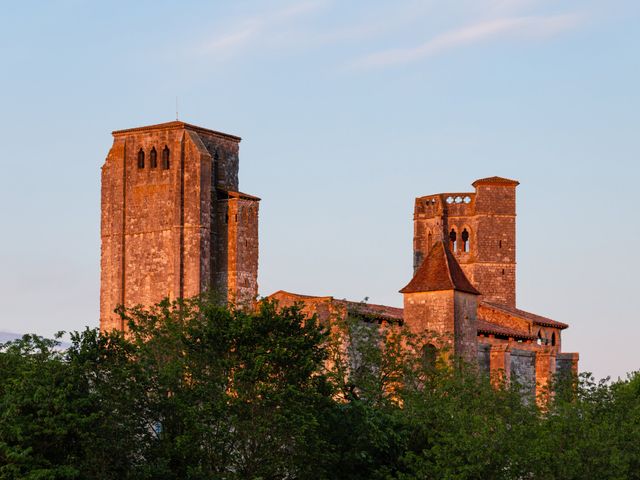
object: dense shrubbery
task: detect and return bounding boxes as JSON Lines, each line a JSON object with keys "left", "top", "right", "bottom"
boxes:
{"left": 0, "top": 296, "right": 638, "bottom": 479}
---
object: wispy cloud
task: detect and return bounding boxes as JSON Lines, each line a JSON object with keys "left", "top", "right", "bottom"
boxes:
{"left": 198, "top": 0, "right": 327, "bottom": 58}
{"left": 352, "top": 13, "right": 583, "bottom": 69}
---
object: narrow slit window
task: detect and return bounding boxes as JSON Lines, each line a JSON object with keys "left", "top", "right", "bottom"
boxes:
{"left": 427, "top": 232, "right": 433, "bottom": 251}
{"left": 461, "top": 229, "right": 470, "bottom": 252}
{"left": 150, "top": 147, "right": 157, "bottom": 168}
{"left": 137, "top": 148, "right": 145, "bottom": 169}
{"left": 551, "top": 332, "right": 556, "bottom": 346}
{"left": 213, "top": 151, "right": 220, "bottom": 184}
{"left": 449, "top": 229, "right": 457, "bottom": 252}
{"left": 162, "top": 146, "right": 170, "bottom": 169}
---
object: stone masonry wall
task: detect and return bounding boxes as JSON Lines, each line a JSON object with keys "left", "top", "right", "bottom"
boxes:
{"left": 403, "top": 291, "right": 455, "bottom": 352}
{"left": 453, "top": 291, "right": 478, "bottom": 363}
{"left": 100, "top": 122, "right": 256, "bottom": 331}
{"left": 477, "top": 343, "right": 490, "bottom": 374}
{"left": 101, "top": 128, "right": 191, "bottom": 330}
{"left": 510, "top": 349, "right": 536, "bottom": 399}
{"left": 212, "top": 195, "right": 259, "bottom": 305}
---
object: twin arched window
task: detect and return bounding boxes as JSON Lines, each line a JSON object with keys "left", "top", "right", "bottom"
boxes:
{"left": 137, "top": 146, "right": 170, "bottom": 170}
{"left": 449, "top": 227, "right": 471, "bottom": 253}
{"left": 536, "top": 330, "right": 558, "bottom": 346}
{"left": 461, "top": 228, "right": 470, "bottom": 252}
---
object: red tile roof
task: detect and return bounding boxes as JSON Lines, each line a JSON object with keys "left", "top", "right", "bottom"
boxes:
{"left": 400, "top": 241, "right": 480, "bottom": 295}
{"left": 471, "top": 176, "right": 520, "bottom": 187}
{"left": 476, "top": 319, "right": 535, "bottom": 340}
{"left": 112, "top": 120, "right": 242, "bottom": 141}
{"left": 219, "top": 189, "right": 261, "bottom": 201}
{"left": 480, "top": 301, "right": 568, "bottom": 329}
{"left": 342, "top": 300, "right": 404, "bottom": 322}
{"left": 268, "top": 291, "right": 403, "bottom": 323}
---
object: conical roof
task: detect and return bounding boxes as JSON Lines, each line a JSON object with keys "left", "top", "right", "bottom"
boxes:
{"left": 400, "top": 241, "right": 480, "bottom": 295}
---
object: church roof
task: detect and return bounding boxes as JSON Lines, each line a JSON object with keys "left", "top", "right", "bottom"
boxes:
{"left": 399, "top": 241, "right": 480, "bottom": 295}
{"left": 480, "top": 301, "right": 569, "bottom": 330}
{"left": 477, "top": 319, "right": 536, "bottom": 340}
{"left": 471, "top": 176, "right": 520, "bottom": 187}
{"left": 111, "top": 120, "right": 242, "bottom": 142}
{"left": 268, "top": 290, "right": 403, "bottom": 323}
{"left": 217, "top": 189, "right": 261, "bottom": 201}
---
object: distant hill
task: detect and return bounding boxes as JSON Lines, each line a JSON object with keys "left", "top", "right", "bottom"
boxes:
{"left": 0, "top": 331, "right": 70, "bottom": 348}
{"left": 0, "top": 331, "right": 22, "bottom": 343}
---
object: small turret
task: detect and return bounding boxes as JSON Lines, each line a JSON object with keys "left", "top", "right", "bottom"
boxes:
{"left": 400, "top": 241, "right": 479, "bottom": 363}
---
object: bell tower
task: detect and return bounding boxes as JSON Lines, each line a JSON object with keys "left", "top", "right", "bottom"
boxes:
{"left": 412, "top": 176, "right": 518, "bottom": 307}
{"left": 100, "top": 121, "right": 259, "bottom": 331}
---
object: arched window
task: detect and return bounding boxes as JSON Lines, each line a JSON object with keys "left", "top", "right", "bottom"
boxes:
{"left": 150, "top": 147, "right": 157, "bottom": 168}
{"left": 537, "top": 330, "right": 544, "bottom": 346}
{"left": 449, "top": 229, "right": 457, "bottom": 252}
{"left": 461, "top": 228, "right": 470, "bottom": 252}
{"left": 162, "top": 146, "right": 170, "bottom": 169}
{"left": 551, "top": 332, "right": 556, "bottom": 346}
{"left": 137, "top": 148, "right": 145, "bottom": 169}
{"left": 422, "top": 343, "right": 437, "bottom": 370}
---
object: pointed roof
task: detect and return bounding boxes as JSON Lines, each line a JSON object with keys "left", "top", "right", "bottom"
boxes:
{"left": 399, "top": 241, "right": 480, "bottom": 295}
{"left": 472, "top": 176, "right": 519, "bottom": 187}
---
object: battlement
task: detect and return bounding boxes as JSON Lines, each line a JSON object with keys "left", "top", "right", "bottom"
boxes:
{"left": 415, "top": 192, "right": 476, "bottom": 218}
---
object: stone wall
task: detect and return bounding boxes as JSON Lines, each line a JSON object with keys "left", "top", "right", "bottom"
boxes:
{"left": 510, "top": 349, "right": 536, "bottom": 399}
{"left": 453, "top": 291, "right": 478, "bottom": 363}
{"left": 403, "top": 291, "right": 455, "bottom": 349}
{"left": 212, "top": 193, "right": 259, "bottom": 306}
{"left": 477, "top": 343, "right": 490, "bottom": 374}
{"left": 556, "top": 353, "right": 579, "bottom": 377}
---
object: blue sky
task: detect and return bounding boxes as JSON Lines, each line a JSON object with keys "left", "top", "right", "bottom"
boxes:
{"left": 0, "top": 0, "right": 638, "bottom": 379}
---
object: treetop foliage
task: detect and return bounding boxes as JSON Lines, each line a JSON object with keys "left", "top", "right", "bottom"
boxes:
{"left": 0, "top": 295, "right": 638, "bottom": 479}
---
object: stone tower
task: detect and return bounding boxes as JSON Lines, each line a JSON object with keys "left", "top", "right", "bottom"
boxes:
{"left": 100, "top": 121, "right": 259, "bottom": 331}
{"left": 400, "top": 241, "right": 480, "bottom": 362}
{"left": 412, "top": 176, "right": 518, "bottom": 307}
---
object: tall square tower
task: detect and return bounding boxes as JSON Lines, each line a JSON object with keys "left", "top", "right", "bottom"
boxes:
{"left": 100, "top": 121, "right": 259, "bottom": 331}
{"left": 412, "top": 176, "right": 518, "bottom": 307}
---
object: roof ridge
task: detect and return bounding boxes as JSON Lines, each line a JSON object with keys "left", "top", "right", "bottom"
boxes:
{"left": 111, "top": 120, "right": 242, "bottom": 141}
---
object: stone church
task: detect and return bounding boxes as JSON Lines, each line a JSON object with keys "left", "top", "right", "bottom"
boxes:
{"left": 100, "top": 121, "right": 579, "bottom": 395}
